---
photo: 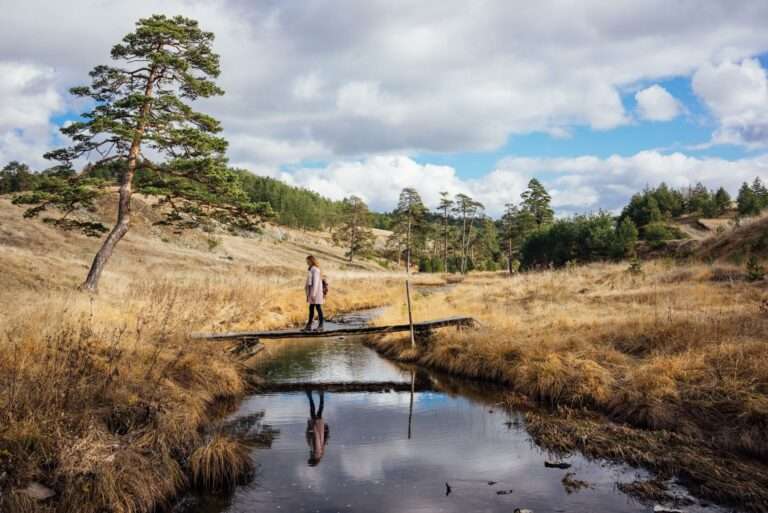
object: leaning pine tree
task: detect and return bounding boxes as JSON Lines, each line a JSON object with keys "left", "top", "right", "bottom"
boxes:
{"left": 45, "top": 15, "right": 240, "bottom": 291}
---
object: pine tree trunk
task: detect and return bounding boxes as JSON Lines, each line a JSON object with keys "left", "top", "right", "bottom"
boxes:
{"left": 406, "top": 217, "right": 412, "bottom": 271}
{"left": 460, "top": 213, "right": 467, "bottom": 274}
{"left": 443, "top": 211, "right": 448, "bottom": 273}
{"left": 81, "top": 67, "right": 157, "bottom": 292}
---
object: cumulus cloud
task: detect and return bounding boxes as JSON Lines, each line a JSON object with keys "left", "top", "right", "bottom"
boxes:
{"left": 3, "top": 0, "right": 768, "bottom": 168}
{"left": 3, "top": 0, "right": 768, "bottom": 214}
{"left": 635, "top": 85, "right": 682, "bottom": 121}
{"left": 281, "top": 152, "right": 768, "bottom": 216}
{"left": 693, "top": 58, "right": 768, "bottom": 147}
{"left": 0, "top": 61, "right": 63, "bottom": 167}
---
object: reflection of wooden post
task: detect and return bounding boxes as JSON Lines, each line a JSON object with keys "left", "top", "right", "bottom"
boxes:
{"left": 405, "top": 280, "right": 415, "bottom": 348}
{"left": 408, "top": 369, "right": 415, "bottom": 439}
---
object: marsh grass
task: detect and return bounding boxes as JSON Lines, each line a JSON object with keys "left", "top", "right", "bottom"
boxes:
{"left": 369, "top": 261, "right": 768, "bottom": 510}
{"left": 189, "top": 434, "right": 252, "bottom": 491}
{"left": 0, "top": 270, "right": 401, "bottom": 513}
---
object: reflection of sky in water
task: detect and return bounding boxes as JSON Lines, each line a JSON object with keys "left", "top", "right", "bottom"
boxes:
{"left": 195, "top": 326, "right": 729, "bottom": 513}
{"left": 256, "top": 337, "right": 411, "bottom": 384}
{"left": 207, "top": 391, "right": 725, "bottom": 513}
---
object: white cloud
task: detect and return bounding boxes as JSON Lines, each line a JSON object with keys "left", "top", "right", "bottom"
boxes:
{"left": 280, "top": 151, "right": 768, "bottom": 216}
{"left": 3, "top": 0, "right": 768, "bottom": 216}
{"left": 635, "top": 84, "right": 682, "bottom": 121}
{"left": 693, "top": 58, "right": 768, "bottom": 148}
{"left": 292, "top": 73, "right": 325, "bottom": 101}
{"left": 3, "top": 0, "right": 768, "bottom": 168}
{"left": 0, "top": 61, "right": 63, "bottom": 168}
{"left": 336, "top": 81, "right": 406, "bottom": 124}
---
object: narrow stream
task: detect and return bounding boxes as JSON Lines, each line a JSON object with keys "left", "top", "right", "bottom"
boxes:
{"left": 180, "top": 309, "right": 729, "bottom": 513}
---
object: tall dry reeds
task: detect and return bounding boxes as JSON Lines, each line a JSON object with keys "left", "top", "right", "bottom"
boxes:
{"left": 371, "top": 261, "right": 768, "bottom": 459}
{"left": 368, "top": 261, "right": 768, "bottom": 509}
{"left": 0, "top": 271, "right": 402, "bottom": 513}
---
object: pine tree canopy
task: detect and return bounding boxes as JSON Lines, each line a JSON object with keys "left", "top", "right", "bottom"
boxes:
{"left": 19, "top": 14, "right": 270, "bottom": 290}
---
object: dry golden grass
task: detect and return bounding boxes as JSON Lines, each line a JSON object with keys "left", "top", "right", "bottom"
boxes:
{"left": 0, "top": 272, "right": 402, "bottom": 513}
{"left": 189, "top": 434, "right": 252, "bottom": 491}
{"left": 370, "top": 260, "right": 768, "bottom": 465}
{"left": 0, "top": 197, "right": 405, "bottom": 513}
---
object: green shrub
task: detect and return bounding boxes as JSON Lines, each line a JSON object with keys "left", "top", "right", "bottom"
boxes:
{"left": 746, "top": 256, "right": 766, "bottom": 282}
{"left": 642, "top": 222, "right": 686, "bottom": 244}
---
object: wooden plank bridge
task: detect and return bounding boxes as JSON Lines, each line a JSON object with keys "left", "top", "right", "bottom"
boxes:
{"left": 192, "top": 316, "right": 477, "bottom": 357}
{"left": 251, "top": 381, "right": 434, "bottom": 393}
{"left": 192, "top": 316, "right": 477, "bottom": 342}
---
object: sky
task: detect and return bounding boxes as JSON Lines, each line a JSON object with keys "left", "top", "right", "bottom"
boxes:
{"left": 2, "top": 1, "right": 768, "bottom": 216}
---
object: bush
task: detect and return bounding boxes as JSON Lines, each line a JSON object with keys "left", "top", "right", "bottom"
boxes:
{"left": 746, "top": 256, "right": 766, "bottom": 282}
{"left": 641, "top": 222, "right": 686, "bottom": 245}
{"left": 521, "top": 213, "right": 636, "bottom": 268}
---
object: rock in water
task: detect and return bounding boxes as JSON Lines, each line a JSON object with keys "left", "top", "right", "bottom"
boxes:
{"left": 445, "top": 482, "right": 452, "bottom": 496}
{"left": 21, "top": 482, "right": 55, "bottom": 501}
{"left": 513, "top": 509, "right": 534, "bottom": 513}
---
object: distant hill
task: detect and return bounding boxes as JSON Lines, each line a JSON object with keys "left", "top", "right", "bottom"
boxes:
{"left": 694, "top": 212, "right": 768, "bottom": 262}
{"left": 637, "top": 210, "right": 768, "bottom": 262}
{"left": 0, "top": 193, "right": 388, "bottom": 294}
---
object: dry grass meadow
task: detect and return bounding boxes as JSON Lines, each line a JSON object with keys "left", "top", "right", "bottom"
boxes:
{"left": 4, "top": 192, "right": 768, "bottom": 512}
{"left": 0, "top": 196, "right": 404, "bottom": 513}
{"left": 370, "top": 260, "right": 768, "bottom": 510}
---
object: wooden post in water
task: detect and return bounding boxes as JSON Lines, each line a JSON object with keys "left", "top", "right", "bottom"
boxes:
{"left": 405, "top": 279, "right": 416, "bottom": 348}
{"left": 408, "top": 368, "right": 415, "bottom": 439}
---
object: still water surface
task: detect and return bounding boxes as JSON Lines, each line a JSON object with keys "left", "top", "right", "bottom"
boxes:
{"left": 186, "top": 310, "right": 726, "bottom": 513}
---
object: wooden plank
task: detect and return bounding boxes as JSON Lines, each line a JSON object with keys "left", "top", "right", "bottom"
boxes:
{"left": 192, "top": 316, "right": 476, "bottom": 341}
{"left": 251, "top": 381, "right": 434, "bottom": 393}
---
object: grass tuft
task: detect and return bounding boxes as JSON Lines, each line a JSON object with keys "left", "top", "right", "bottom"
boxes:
{"left": 189, "top": 434, "right": 253, "bottom": 491}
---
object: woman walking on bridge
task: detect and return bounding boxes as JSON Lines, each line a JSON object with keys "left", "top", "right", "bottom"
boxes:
{"left": 304, "top": 255, "right": 325, "bottom": 331}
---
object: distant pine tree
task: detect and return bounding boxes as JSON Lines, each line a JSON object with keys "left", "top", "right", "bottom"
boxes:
{"left": 752, "top": 177, "right": 768, "bottom": 209}
{"left": 738, "top": 182, "right": 762, "bottom": 217}
{"left": 332, "top": 196, "right": 375, "bottom": 262}
{"left": 520, "top": 178, "right": 554, "bottom": 227}
{"left": 452, "top": 193, "right": 484, "bottom": 274}
{"left": 714, "top": 187, "right": 731, "bottom": 215}
{"left": 389, "top": 188, "right": 428, "bottom": 270}
{"left": 437, "top": 191, "right": 454, "bottom": 273}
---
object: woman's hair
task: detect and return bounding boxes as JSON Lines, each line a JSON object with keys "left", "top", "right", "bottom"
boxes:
{"left": 306, "top": 255, "right": 319, "bottom": 268}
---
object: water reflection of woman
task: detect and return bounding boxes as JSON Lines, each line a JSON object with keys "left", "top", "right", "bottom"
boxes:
{"left": 306, "top": 390, "right": 329, "bottom": 466}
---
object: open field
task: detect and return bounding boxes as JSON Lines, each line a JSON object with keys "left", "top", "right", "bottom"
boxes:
{"left": 369, "top": 260, "right": 768, "bottom": 510}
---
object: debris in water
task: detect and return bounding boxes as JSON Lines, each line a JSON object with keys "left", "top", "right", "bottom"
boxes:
{"left": 544, "top": 461, "right": 571, "bottom": 469}
{"left": 445, "top": 482, "right": 452, "bottom": 496}
{"left": 513, "top": 509, "right": 534, "bottom": 513}
{"left": 496, "top": 489, "right": 514, "bottom": 495}
{"left": 561, "top": 472, "right": 589, "bottom": 494}
{"left": 617, "top": 479, "right": 695, "bottom": 508}
{"left": 487, "top": 481, "right": 497, "bottom": 485}
{"left": 653, "top": 506, "right": 684, "bottom": 513}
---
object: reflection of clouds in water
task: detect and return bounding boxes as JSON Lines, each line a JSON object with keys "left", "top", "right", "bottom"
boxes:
{"left": 223, "top": 389, "right": 728, "bottom": 513}
{"left": 219, "top": 338, "right": 729, "bottom": 513}
{"left": 339, "top": 438, "right": 412, "bottom": 480}
{"left": 294, "top": 460, "right": 328, "bottom": 490}
{"left": 268, "top": 338, "right": 410, "bottom": 383}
